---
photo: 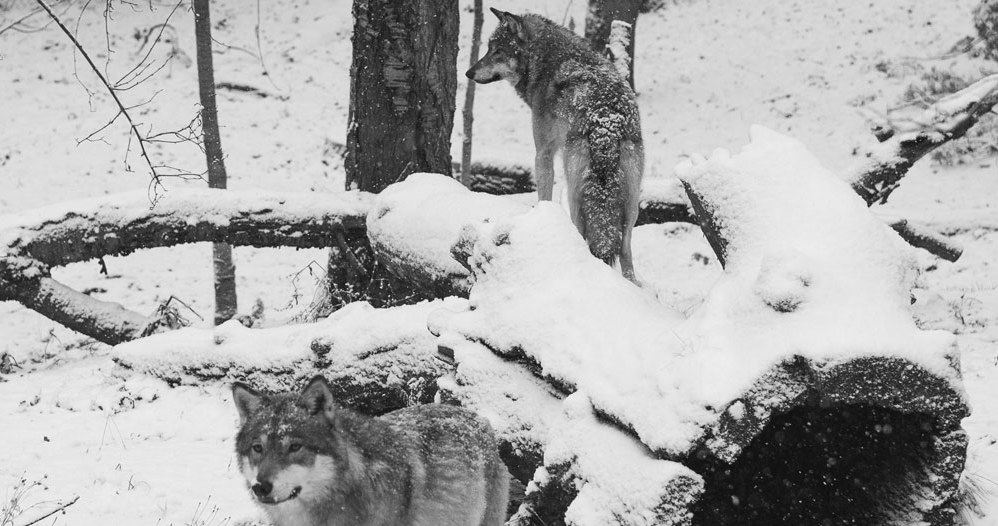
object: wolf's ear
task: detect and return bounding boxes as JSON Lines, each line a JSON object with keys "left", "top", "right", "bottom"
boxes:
{"left": 504, "top": 12, "right": 531, "bottom": 42}
{"left": 299, "top": 375, "right": 335, "bottom": 419}
{"left": 232, "top": 382, "right": 263, "bottom": 423}
{"left": 490, "top": 8, "right": 531, "bottom": 41}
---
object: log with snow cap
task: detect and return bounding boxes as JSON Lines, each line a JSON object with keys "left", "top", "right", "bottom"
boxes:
{"left": 430, "top": 127, "right": 968, "bottom": 525}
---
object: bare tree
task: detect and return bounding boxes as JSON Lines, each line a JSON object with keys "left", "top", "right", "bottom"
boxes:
{"left": 461, "top": 0, "right": 483, "bottom": 188}
{"left": 193, "top": 0, "right": 237, "bottom": 325}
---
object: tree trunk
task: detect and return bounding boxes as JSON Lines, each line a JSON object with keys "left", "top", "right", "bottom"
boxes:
{"left": 461, "top": 0, "right": 484, "bottom": 188}
{"left": 585, "top": 0, "right": 640, "bottom": 89}
{"left": 193, "top": 0, "right": 237, "bottom": 325}
{"left": 345, "top": 0, "right": 459, "bottom": 193}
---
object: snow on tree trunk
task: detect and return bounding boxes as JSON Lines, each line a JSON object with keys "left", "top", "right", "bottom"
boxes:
{"left": 607, "top": 21, "right": 633, "bottom": 85}
{"left": 422, "top": 127, "right": 967, "bottom": 524}
{"left": 193, "top": 0, "right": 238, "bottom": 325}
{"left": 0, "top": 189, "right": 371, "bottom": 345}
{"left": 585, "top": 0, "right": 640, "bottom": 89}
{"left": 345, "top": 0, "right": 459, "bottom": 193}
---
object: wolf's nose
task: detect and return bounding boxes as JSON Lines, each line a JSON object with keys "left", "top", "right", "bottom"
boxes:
{"left": 465, "top": 69, "right": 474, "bottom": 79}
{"left": 252, "top": 481, "right": 273, "bottom": 497}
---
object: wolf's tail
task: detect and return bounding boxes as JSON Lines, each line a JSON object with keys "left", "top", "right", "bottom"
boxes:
{"left": 579, "top": 128, "right": 626, "bottom": 267}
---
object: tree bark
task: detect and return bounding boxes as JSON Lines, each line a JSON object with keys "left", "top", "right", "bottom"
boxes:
{"left": 345, "top": 0, "right": 459, "bottom": 193}
{"left": 585, "top": 0, "right": 640, "bottom": 89}
{"left": 193, "top": 0, "right": 237, "bottom": 325}
{"left": 460, "top": 0, "right": 484, "bottom": 188}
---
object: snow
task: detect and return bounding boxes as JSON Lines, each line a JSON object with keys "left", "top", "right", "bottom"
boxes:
{"left": 548, "top": 393, "right": 703, "bottom": 526}
{"left": 2, "top": 0, "right": 998, "bottom": 523}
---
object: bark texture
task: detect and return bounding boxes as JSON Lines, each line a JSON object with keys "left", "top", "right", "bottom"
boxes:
{"left": 345, "top": 0, "right": 459, "bottom": 193}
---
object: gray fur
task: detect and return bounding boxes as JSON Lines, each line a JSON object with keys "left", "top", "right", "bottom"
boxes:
{"left": 467, "top": 10, "right": 644, "bottom": 282}
{"left": 232, "top": 376, "right": 509, "bottom": 526}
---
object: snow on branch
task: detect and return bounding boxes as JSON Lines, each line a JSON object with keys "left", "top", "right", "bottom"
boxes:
{"left": 849, "top": 73, "right": 998, "bottom": 206}
{"left": 0, "top": 189, "right": 372, "bottom": 267}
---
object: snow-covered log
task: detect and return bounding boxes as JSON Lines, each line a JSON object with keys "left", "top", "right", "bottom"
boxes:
{"left": 113, "top": 300, "right": 453, "bottom": 415}
{"left": 367, "top": 173, "right": 531, "bottom": 297}
{"left": 428, "top": 127, "right": 968, "bottom": 524}
{"left": 849, "top": 73, "right": 998, "bottom": 206}
{"left": 0, "top": 189, "right": 371, "bottom": 267}
{"left": 435, "top": 333, "right": 703, "bottom": 525}
{"left": 0, "top": 189, "right": 372, "bottom": 345}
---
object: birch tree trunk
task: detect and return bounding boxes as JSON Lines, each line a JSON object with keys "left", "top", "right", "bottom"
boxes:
{"left": 193, "top": 0, "right": 238, "bottom": 325}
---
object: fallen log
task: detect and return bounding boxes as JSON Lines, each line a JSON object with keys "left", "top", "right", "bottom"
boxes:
{"left": 0, "top": 189, "right": 372, "bottom": 345}
{"left": 423, "top": 127, "right": 968, "bottom": 524}
{"left": 113, "top": 300, "right": 452, "bottom": 416}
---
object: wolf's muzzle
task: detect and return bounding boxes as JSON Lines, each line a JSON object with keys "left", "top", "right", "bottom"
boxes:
{"left": 252, "top": 481, "right": 272, "bottom": 498}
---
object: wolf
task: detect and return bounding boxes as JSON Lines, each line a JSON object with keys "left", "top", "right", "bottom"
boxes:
{"left": 231, "top": 376, "right": 509, "bottom": 526}
{"left": 467, "top": 8, "right": 645, "bottom": 282}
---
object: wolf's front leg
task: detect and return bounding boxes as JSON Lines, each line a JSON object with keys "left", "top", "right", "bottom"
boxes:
{"left": 535, "top": 149, "right": 555, "bottom": 201}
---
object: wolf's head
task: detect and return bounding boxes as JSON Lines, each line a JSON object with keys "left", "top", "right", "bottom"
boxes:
{"left": 232, "top": 376, "right": 342, "bottom": 510}
{"left": 466, "top": 8, "right": 532, "bottom": 85}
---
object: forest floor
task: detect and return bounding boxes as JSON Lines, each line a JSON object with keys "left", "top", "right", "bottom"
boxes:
{"left": 1, "top": 0, "right": 997, "bottom": 524}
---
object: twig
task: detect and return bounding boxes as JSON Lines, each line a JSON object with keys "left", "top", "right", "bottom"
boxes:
{"left": 34, "top": 0, "right": 161, "bottom": 194}
{"left": 19, "top": 495, "right": 80, "bottom": 526}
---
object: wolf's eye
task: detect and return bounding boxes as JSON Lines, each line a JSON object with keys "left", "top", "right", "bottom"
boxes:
{"left": 252, "top": 444, "right": 263, "bottom": 453}
{"left": 289, "top": 443, "right": 302, "bottom": 453}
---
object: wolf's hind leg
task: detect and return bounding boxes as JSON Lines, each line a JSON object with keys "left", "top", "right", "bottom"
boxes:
{"left": 480, "top": 458, "right": 510, "bottom": 526}
{"left": 619, "top": 140, "right": 644, "bottom": 284}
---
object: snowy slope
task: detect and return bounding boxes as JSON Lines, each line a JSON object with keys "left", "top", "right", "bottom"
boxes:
{"left": 1, "top": 0, "right": 997, "bottom": 523}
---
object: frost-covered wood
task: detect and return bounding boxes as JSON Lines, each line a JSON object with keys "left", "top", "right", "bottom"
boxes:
{"left": 113, "top": 300, "right": 453, "bottom": 415}
{"left": 849, "top": 73, "right": 998, "bottom": 206}
{"left": 0, "top": 189, "right": 371, "bottom": 345}
{"left": 427, "top": 128, "right": 968, "bottom": 524}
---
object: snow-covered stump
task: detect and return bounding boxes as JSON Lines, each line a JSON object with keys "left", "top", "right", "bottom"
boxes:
{"left": 113, "top": 300, "right": 454, "bottom": 415}
{"left": 427, "top": 127, "right": 968, "bottom": 525}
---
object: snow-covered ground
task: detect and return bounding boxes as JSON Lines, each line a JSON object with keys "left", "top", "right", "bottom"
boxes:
{"left": 1, "top": 0, "right": 996, "bottom": 523}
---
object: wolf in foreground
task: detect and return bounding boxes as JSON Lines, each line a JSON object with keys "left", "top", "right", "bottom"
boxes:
{"left": 231, "top": 376, "right": 509, "bottom": 526}
{"left": 467, "top": 8, "right": 644, "bottom": 282}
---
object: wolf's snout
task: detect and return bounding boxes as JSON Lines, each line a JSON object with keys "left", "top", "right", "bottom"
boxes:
{"left": 252, "top": 480, "right": 273, "bottom": 498}
{"left": 465, "top": 68, "right": 475, "bottom": 80}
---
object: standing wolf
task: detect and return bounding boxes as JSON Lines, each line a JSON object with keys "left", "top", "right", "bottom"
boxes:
{"left": 467, "top": 8, "right": 644, "bottom": 282}
{"left": 231, "top": 376, "right": 509, "bottom": 526}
